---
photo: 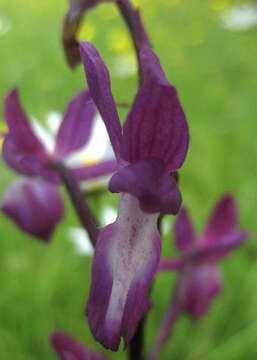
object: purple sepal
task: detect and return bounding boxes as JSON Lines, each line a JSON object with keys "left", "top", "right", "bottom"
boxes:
{"left": 174, "top": 207, "right": 195, "bottom": 251}
{"left": 2, "top": 89, "right": 57, "bottom": 181}
{"left": 158, "top": 258, "right": 183, "bottom": 271}
{"left": 72, "top": 159, "right": 118, "bottom": 182}
{"left": 79, "top": 42, "right": 122, "bottom": 160}
{"left": 2, "top": 134, "right": 59, "bottom": 184}
{"left": 54, "top": 90, "right": 95, "bottom": 158}
{"left": 121, "top": 48, "right": 189, "bottom": 172}
{"left": 202, "top": 193, "right": 238, "bottom": 243}
{"left": 1, "top": 178, "right": 64, "bottom": 242}
{"left": 50, "top": 331, "right": 108, "bottom": 360}
{"left": 86, "top": 194, "right": 161, "bottom": 351}
{"left": 109, "top": 158, "right": 181, "bottom": 214}
{"left": 196, "top": 230, "right": 249, "bottom": 262}
{"left": 182, "top": 264, "right": 223, "bottom": 318}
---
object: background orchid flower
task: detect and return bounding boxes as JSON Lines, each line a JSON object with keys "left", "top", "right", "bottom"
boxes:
{"left": 1, "top": 178, "right": 64, "bottom": 242}
{"left": 150, "top": 194, "right": 250, "bottom": 360}
{"left": 1, "top": 88, "right": 117, "bottom": 241}
{"left": 50, "top": 331, "right": 108, "bottom": 360}
{"left": 79, "top": 41, "right": 189, "bottom": 350}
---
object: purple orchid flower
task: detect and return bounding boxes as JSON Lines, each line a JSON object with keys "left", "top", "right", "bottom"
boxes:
{"left": 1, "top": 178, "right": 64, "bottom": 242}
{"left": 50, "top": 331, "right": 108, "bottom": 360}
{"left": 1, "top": 88, "right": 117, "bottom": 241}
{"left": 150, "top": 194, "right": 249, "bottom": 360}
{"left": 79, "top": 42, "right": 189, "bottom": 350}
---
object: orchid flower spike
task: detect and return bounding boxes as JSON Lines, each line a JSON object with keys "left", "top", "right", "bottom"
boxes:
{"left": 79, "top": 41, "right": 189, "bottom": 350}
{"left": 1, "top": 88, "right": 117, "bottom": 241}
{"left": 50, "top": 331, "right": 109, "bottom": 360}
{"left": 151, "top": 194, "right": 250, "bottom": 360}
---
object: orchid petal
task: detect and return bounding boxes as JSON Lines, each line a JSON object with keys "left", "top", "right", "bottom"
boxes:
{"left": 79, "top": 42, "right": 122, "bottom": 160}
{"left": 2, "top": 134, "right": 59, "bottom": 184}
{"left": 158, "top": 257, "right": 183, "bottom": 272}
{"left": 50, "top": 331, "right": 108, "bottom": 360}
{"left": 86, "top": 194, "right": 161, "bottom": 351}
{"left": 174, "top": 207, "right": 195, "bottom": 252}
{"left": 2, "top": 89, "right": 53, "bottom": 177}
{"left": 54, "top": 90, "right": 95, "bottom": 158}
{"left": 121, "top": 48, "right": 189, "bottom": 172}
{"left": 72, "top": 159, "right": 117, "bottom": 182}
{"left": 202, "top": 193, "right": 238, "bottom": 243}
{"left": 109, "top": 158, "right": 182, "bottom": 214}
{"left": 182, "top": 264, "right": 223, "bottom": 318}
{"left": 1, "top": 178, "right": 64, "bottom": 242}
{"left": 197, "top": 230, "right": 249, "bottom": 262}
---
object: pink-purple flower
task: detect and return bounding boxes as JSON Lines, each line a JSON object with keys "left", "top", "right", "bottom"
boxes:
{"left": 51, "top": 331, "right": 108, "bottom": 359}
{"left": 150, "top": 194, "right": 250, "bottom": 359}
{"left": 79, "top": 41, "right": 189, "bottom": 350}
{"left": 1, "top": 88, "right": 117, "bottom": 241}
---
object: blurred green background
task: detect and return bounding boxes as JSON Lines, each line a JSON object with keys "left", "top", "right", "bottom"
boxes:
{"left": 0, "top": 0, "right": 256, "bottom": 359}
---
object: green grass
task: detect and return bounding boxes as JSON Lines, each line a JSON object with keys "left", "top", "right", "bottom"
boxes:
{"left": 0, "top": 0, "right": 256, "bottom": 359}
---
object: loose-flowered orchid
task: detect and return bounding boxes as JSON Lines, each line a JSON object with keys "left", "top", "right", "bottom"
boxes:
{"left": 1, "top": 88, "right": 117, "bottom": 241}
{"left": 51, "top": 331, "right": 108, "bottom": 360}
{"left": 79, "top": 41, "right": 189, "bottom": 350}
{"left": 150, "top": 194, "right": 249, "bottom": 360}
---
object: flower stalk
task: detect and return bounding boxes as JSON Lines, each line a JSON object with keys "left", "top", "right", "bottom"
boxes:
{"left": 51, "top": 160, "right": 99, "bottom": 247}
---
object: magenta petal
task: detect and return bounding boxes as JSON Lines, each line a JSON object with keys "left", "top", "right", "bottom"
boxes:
{"left": 50, "top": 331, "right": 108, "bottom": 360}
{"left": 2, "top": 89, "right": 52, "bottom": 177}
{"left": 202, "top": 193, "right": 238, "bottom": 243}
{"left": 121, "top": 48, "right": 189, "bottom": 172}
{"left": 2, "top": 134, "right": 59, "bottom": 183}
{"left": 174, "top": 207, "right": 195, "bottom": 252}
{"left": 109, "top": 158, "right": 182, "bottom": 214}
{"left": 86, "top": 194, "right": 161, "bottom": 351}
{"left": 54, "top": 90, "right": 95, "bottom": 158}
{"left": 197, "top": 230, "right": 249, "bottom": 262}
{"left": 72, "top": 159, "right": 118, "bottom": 182}
{"left": 157, "top": 257, "right": 183, "bottom": 272}
{"left": 1, "top": 178, "right": 64, "bottom": 242}
{"left": 79, "top": 42, "right": 122, "bottom": 160}
{"left": 183, "top": 264, "right": 223, "bottom": 318}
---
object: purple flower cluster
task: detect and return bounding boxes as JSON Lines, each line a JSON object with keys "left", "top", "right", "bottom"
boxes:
{"left": 1, "top": 89, "right": 117, "bottom": 241}
{"left": 0, "top": 0, "right": 250, "bottom": 359}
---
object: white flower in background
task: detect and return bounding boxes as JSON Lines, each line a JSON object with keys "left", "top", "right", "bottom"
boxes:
{"left": 68, "top": 205, "right": 117, "bottom": 256}
{"left": 221, "top": 4, "right": 257, "bottom": 31}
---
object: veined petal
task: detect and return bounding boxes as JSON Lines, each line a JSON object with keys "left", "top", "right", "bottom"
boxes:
{"left": 72, "top": 159, "right": 118, "bottom": 181}
{"left": 3, "top": 89, "right": 51, "bottom": 177}
{"left": 1, "top": 178, "right": 64, "bottom": 242}
{"left": 202, "top": 193, "right": 238, "bottom": 243}
{"left": 174, "top": 207, "right": 196, "bottom": 252}
{"left": 86, "top": 193, "right": 161, "bottom": 351}
{"left": 109, "top": 158, "right": 182, "bottom": 214}
{"left": 54, "top": 90, "right": 95, "bottom": 158}
{"left": 79, "top": 42, "right": 122, "bottom": 160}
{"left": 50, "top": 331, "right": 108, "bottom": 360}
{"left": 121, "top": 48, "right": 189, "bottom": 172}
{"left": 182, "top": 264, "right": 223, "bottom": 318}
